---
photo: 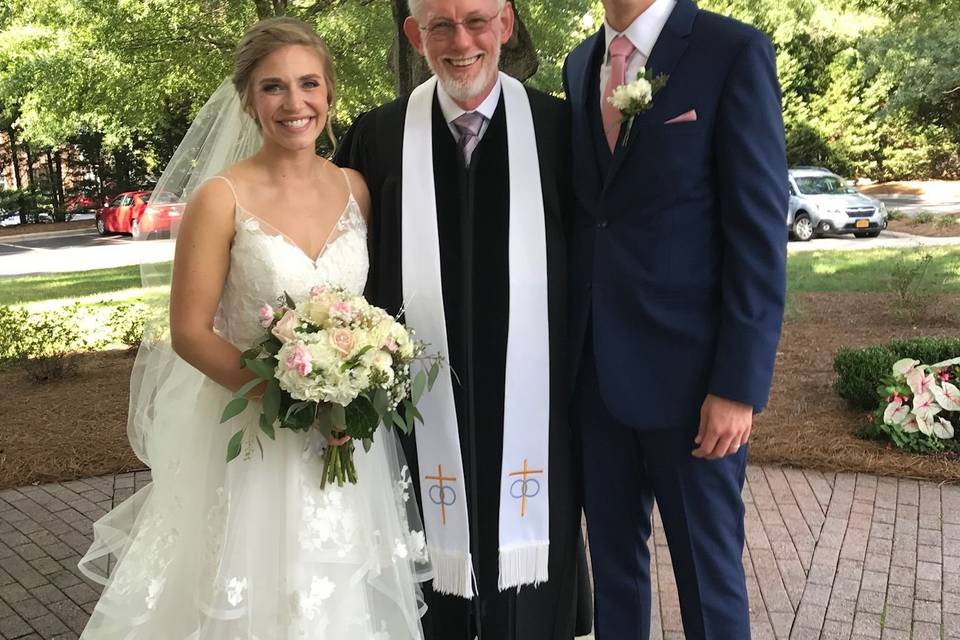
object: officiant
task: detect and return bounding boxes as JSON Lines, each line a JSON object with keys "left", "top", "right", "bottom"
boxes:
{"left": 334, "top": 0, "right": 588, "bottom": 638}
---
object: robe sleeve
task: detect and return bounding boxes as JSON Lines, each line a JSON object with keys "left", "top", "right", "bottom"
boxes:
{"left": 333, "top": 111, "right": 371, "bottom": 173}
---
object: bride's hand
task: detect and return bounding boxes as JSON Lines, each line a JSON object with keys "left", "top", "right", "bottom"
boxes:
{"left": 326, "top": 433, "right": 352, "bottom": 447}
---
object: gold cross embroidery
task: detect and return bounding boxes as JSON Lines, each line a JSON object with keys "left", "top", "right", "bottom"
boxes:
{"left": 508, "top": 458, "right": 544, "bottom": 517}
{"left": 425, "top": 464, "right": 457, "bottom": 526}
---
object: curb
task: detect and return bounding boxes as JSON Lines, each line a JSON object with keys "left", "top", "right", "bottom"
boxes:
{"left": 0, "top": 228, "right": 98, "bottom": 242}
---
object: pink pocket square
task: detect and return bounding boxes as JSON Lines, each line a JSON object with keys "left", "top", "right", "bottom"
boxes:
{"left": 664, "top": 109, "right": 697, "bottom": 124}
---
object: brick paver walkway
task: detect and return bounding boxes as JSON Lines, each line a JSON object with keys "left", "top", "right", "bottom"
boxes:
{"left": 0, "top": 466, "right": 957, "bottom": 639}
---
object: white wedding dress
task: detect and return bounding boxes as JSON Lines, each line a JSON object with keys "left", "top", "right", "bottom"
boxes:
{"left": 79, "top": 175, "right": 430, "bottom": 639}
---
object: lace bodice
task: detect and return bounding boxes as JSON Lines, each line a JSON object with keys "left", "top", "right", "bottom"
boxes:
{"left": 215, "top": 180, "right": 369, "bottom": 348}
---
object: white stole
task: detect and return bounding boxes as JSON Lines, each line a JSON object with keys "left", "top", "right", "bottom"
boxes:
{"left": 401, "top": 73, "right": 551, "bottom": 598}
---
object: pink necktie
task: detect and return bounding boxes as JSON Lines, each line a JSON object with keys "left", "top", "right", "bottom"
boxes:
{"left": 601, "top": 35, "right": 637, "bottom": 152}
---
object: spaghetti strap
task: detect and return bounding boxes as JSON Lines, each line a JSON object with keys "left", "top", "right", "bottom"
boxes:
{"left": 338, "top": 168, "right": 354, "bottom": 200}
{"left": 206, "top": 175, "right": 240, "bottom": 209}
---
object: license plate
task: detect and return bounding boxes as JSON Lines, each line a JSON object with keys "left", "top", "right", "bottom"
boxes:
{"left": 856, "top": 219, "right": 869, "bottom": 228}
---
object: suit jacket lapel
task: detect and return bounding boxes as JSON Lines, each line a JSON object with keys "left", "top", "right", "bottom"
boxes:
{"left": 604, "top": 0, "right": 698, "bottom": 189}
{"left": 570, "top": 29, "right": 606, "bottom": 212}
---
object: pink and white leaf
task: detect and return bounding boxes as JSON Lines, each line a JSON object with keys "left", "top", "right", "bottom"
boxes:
{"left": 933, "top": 417, "right": 955, "bottom": 440}
{"left": 883, "top": 399, "right": 910, "bottom": 425}
{"left": 932, "top": 356, "right": 960, "bottom": 369}
{"left": 930, "top": 380, "right": 960, "bottom": 412}
{"left": 906, "top": 369, "right": 935, "bottom": 396}
{"left": 900, "top": 415, "right": 919, "bottom": 433}
{"left": 915, "top": 412, "right": 935, "bottom": 436}
{"left": 893, "top": 358, "right": 920, "bottom": 377}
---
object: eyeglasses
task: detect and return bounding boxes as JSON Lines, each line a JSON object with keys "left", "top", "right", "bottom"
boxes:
{"left": 419, "top": 10, "right": 502, "bottom": 42}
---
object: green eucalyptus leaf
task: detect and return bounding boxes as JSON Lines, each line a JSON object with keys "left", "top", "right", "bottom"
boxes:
{"left": 244, "top": 357, "right": 276, "bottom": 380}
{"left": 226, "top": 429, "right": 244, "bottom": 462}
{"left": 259, "top": 414, "right": 276, "bottom": 440}
{"left": 221, "top": 397, "right": 249, "bottom": 423}
{"left": 263, "top": 379, "right": 281, "bottom": 424}
{"left": 428, "top": 361, "right": 441, "bottom": 388}
{"left": 234, "top": 377, "right": 262, "bottom": 400}
{"left": 412, "top": 370, "right": 427, "bottom": 404}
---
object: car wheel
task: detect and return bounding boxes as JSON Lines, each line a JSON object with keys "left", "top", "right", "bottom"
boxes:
{"left": 96, "top": 216, "right": 108, "bottom": 236}
{"left": 854, "top": 230, "right": 881, "bottom": 238}
{"left": 791, "top": 213, "right": 814, "bottom": 241}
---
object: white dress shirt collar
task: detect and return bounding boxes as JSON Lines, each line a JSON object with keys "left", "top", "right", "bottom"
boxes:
{"left": 603, "top": 0, "right": 677, "bottom": 61}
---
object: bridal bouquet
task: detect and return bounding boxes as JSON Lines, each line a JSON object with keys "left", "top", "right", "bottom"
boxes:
{"left": 876, "top": 356, "right": 960, "bottom": 453}
{"left": 221, "top": 285, "right": 440, "bottom": 488}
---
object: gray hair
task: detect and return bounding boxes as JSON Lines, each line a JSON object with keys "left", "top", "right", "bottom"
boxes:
{"left": 407, "top": 0, "right": 507, "bottom": 22}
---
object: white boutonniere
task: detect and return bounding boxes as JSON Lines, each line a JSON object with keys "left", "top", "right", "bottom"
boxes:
{"left": 607, "top": 68, "right": 669, "bottom": 147}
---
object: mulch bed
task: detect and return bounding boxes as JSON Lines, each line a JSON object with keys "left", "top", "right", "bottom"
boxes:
{"left": 0, "top": 349, "right": 144, "bottom": 489}
{"left": 750, "top": 292, "right": 960, "bottom": 482}
{"left": 0, "top": 220, "right": 96, "bottom": 239}
{"left": 887, "top": 219, "right": 960, "bottom": 238}
{"left": 2, "top": 292, "right": 959, "bottom": 489}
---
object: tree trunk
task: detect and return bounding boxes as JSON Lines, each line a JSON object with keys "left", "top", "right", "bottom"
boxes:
{"left": 24, "top": 142, "right": 36, "bottom": 187}
{"left": 500, "top": 1, "right": 538, "bottom": 82}
{"left": 390, "top": 0, "right": 429, "bottom": 97}
{"left": 253, "top": 0, "right": 274, "bottom": 19}
{"left": 389, "top": 0, "right": 539, "bottom": 97}
{"left": 54, "top": 150, "right": 66, "bottom": 207}
{"left": 5, "top": 126, "right": 22, "bottom": 191}
{"left": 45, "top": 149, "right": 66, "bottom": 221}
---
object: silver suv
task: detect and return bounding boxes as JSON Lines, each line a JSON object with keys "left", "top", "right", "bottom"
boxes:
{"left": 787, "top": 167, "right": 888, "bottom": 241}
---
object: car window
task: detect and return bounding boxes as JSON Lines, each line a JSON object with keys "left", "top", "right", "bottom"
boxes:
{"left": 110, "top": 195, "right": 126, "bottom": 207}
{"left": 121, "top": 195, "right": 133, "bottom": 207}
{"left": 150, "top": 191, "right": 180, "bottom": 204}
{"left": 788, "top": 183, "right": 798, "bottom": 196}
{"left": 795, "top": 176, "right": 848, "bottom": 195}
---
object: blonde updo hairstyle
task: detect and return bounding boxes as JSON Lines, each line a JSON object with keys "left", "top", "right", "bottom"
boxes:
{"left": 232, "top": 17, "right": 337, "bottom": 148}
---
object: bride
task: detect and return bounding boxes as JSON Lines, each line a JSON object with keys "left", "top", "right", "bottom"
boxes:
{"left": 78, "top": 17, "right": 430, "bottom": 639}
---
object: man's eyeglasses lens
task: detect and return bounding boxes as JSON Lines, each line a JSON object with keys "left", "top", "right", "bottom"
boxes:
{"left": 424, "top": 14, "right": 498, "bottom": 40}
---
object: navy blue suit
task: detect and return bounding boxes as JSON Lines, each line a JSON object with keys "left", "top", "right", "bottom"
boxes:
{"left": 563, "top": 0, "right": 788, "bottom": 637}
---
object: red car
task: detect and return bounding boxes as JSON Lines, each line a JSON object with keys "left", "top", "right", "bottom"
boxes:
{"left": 96, "top": 191, "right": 182, "bottom": 239}
{"left": 65, "top": 192, "right": 98, "bottom": 215}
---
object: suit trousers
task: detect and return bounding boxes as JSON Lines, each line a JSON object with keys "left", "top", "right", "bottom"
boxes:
{"left": 575, "top": 335, "right": 751, "bottom": 640}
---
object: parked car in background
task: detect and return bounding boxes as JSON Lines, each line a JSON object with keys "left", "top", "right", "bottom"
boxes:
{"left": 137, "top": 193, "right": 184, "bottom": 239}
{"left": 65, "top": 192, "right": 99, "bottom": 216}
{"left": 787, "top": 167, "right": 888, "bottom": 241}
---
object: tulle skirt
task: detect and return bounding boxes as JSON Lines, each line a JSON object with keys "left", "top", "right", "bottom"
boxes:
{"left": 79, "top": 357, "right": 430, "bottom": 639}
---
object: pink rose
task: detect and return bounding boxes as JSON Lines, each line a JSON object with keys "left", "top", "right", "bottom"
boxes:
{"left": 331, "top": 328, "right": 355, "bottom": 355}
{"left": 286, "top": 344, "right": 312, "bottom": 376}
{"left": 272, "top": 310, "right": 298, "bottom": 344}
{"left": 310, "top": 285, "right": 327, "bottom": 298}
{"left": 258, "top": 304, "right": 275, "bottom": 328}
{"left": 383, "top": 337, "right": 398, "bottom": 353}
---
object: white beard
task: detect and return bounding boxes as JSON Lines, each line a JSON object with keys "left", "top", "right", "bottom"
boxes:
{"left": 428, "top": 48, "right": 502, "bottom": 104}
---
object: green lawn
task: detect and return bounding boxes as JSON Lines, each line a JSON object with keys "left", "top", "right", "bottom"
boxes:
{"left": 0, "top": 264, "right": 170, "bottom": 311}
{"left": 786, "top": 246, "right": 960, "bottom": 293}
{"left": 1, "top": 247, "right": 958, "bottom": 311}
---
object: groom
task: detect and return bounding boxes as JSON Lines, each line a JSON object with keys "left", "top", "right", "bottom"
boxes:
{"left": 564, "top": 0, "right": 787, "bottom": 637}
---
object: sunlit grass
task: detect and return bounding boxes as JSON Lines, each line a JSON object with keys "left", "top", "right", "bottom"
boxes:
{"left": 0, "top": 263, "right": 172, "bottom": 310}
{"left": 787, "top": 246, "right": 960, "bottom": 293}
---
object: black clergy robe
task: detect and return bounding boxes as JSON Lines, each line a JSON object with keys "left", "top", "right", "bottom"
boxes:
{"left": 335, "top": 86, "right": 591, "bottom": 640}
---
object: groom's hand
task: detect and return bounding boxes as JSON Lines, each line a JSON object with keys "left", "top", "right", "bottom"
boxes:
{"left": 692, "top": 394, "right": 753, "bottom": 460}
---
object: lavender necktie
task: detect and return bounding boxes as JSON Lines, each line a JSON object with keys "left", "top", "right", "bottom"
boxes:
{"left": 453, "top": 111, "right": 486, "bottom": 167}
